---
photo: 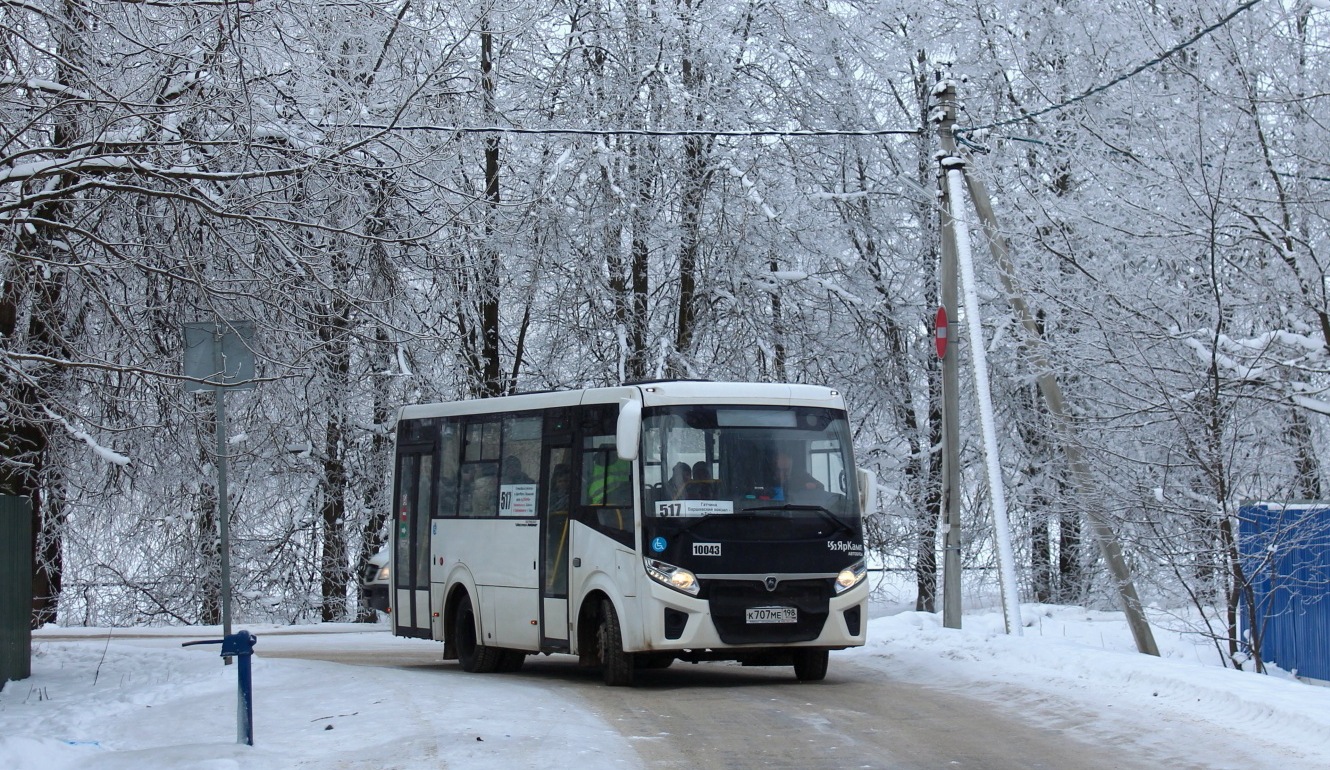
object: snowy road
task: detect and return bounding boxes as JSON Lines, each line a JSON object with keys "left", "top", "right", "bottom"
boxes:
{"left": 257, "top": 638, "right": 1158, "bottom": 770}
{"left": 16, "top": 612, "right": 1330, "bottom": 770}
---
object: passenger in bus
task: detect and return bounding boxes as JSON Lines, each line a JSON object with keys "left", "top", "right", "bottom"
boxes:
{"left": 685, "top": 461, "right": 715, "bottom": 500}
{"left": 666, "top": 462, "right": 692, "bottom": 499}
{"left": 458, "top": 464, "right": 476, "bottom": 510}
{"left": 466, "top": 464, "right": 499, "bottom": 516}
{"left": 587, "top": 451, "right": 631, "bottom": 506}
{"left": 773, "top": 450, "right": 822, "bottom": 496}
{"left": 549, "top": 463, "right": 572, "bottom": 512}
{"left": 502, "top": 455, "right": 534, "bottom": 484}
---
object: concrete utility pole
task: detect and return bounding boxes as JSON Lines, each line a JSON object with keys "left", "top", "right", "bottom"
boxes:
{"left": 933, "top": 81, "right": 1160, "bottom": 655}
{"left": 936, "top": 98, "right": 964, "bottom": 631}
{"left": 936, "top": 88, "right": 1023, "bottom": 636}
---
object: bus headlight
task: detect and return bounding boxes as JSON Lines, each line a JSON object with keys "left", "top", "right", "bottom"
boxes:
{"left": 835, "top": 560, "right": 866, "bottom": 593}
{"left": 645, "top": 558, "right": 700, "bottom": 596}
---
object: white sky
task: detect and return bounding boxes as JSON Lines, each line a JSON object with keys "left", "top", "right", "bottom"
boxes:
{"left": 3, "top": 597, "right": 1329, "bottom": 770}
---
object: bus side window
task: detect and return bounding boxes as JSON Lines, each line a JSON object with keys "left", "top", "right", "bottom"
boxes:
{"left": 436, "top": 421, "right": 461, "bottom": 518}
{"left": 460, "top": 419, "right": 501, "bottom": 517}
{"left": 577, "top": 404, "right": 634, "bottom": 546}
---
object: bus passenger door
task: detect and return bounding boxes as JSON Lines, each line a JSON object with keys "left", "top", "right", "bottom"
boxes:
{"left": 392, "top": 446, "right": 434, "bottom": 639}
{"left": 540, "top": 444, "right": 573, "bottom": 649}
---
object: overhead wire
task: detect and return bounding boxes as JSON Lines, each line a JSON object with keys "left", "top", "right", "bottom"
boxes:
{"left": 954, "top": 0, "right": 1268, "bottom": 143}
{"left": 965, "top": 130, "right": 1330, "bottom": 183}
{"left": 367, "top": 3, "right": 1263, "bottom": 147}
{"left": 346, "top": 124, "right": 920, "bottom": 138}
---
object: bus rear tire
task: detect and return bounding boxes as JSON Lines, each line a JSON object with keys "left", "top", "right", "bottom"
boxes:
{"left": 496, "top": 649, "right": 526, "bottom": 673}
{"left": 792, "top": 649, "right": 829, "bottom": 682}
{"left": 455, "top": 594, "right": 502, "bottom": 673}
{"left": 598, "top": 599, "right": 635, "bottom": 686}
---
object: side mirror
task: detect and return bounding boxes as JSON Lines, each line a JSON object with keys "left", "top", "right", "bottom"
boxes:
{"left": 616, "top": 398, "right": 642, "bottom": 461}
{"left": 856, "top": 467, "right": 876, "bottom": 516}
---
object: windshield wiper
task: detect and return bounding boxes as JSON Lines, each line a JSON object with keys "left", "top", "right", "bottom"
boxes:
{"left": 738, "top": 504, "right": 855, "bottom": 536}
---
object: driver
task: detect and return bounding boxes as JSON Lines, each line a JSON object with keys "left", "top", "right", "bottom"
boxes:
{"left": 774, "top": 450, "right": 822, "bottom": 494}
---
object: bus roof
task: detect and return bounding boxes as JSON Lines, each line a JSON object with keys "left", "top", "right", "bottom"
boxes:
{"left": 396, "top": 381, "right": 845, "bottom": 421}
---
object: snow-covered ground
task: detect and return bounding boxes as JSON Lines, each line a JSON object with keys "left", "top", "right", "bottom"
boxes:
{"left": 3, "top": 595, "right": 1328, "bottom": 770}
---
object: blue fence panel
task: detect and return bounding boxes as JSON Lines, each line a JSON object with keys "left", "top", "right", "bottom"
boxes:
{"left": 1240, "top": 502, "right": 1330, "bottom": 682}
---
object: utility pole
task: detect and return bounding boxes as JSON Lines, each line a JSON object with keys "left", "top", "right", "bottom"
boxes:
{"left": 935, "top": 88, "right": 964, "bottom": 631}
{"left": 960, "top": 159, "right": 1160, "bottom": 657}
{"left": 934, "top": 81, "right": 1160, "bottom": 655}
{"left": 937, "top": 90, "right": 1023, "bottom": 636}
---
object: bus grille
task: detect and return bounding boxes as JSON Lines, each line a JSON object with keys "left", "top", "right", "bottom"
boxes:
{"left": 707, "top": 579, "right": 830, "bottom": 645}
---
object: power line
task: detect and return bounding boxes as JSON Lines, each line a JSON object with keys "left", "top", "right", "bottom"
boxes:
{"left": 955, "top": 0, "right": 1267, "bottom": 139}
{"left": 965, "top": 130, "right": 1330, "bottom": 184}
{"left": 347, "top": 124, "right": 920, "bottom": 138}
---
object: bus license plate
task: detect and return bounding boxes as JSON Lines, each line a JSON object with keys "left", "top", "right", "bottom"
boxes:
{"left": 746, "top": 606, "right": 797, "bottom": 624}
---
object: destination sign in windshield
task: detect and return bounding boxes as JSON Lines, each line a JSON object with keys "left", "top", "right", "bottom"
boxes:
{"left": 655, "top": 500, "right": 735, "bottom": 517}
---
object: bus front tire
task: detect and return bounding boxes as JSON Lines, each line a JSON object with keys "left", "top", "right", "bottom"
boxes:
{"left": 455, "top": 594, "right": 503, "bottom": 673}
{"left": 635, "top": 653, "right": 674, "bottom": 670}
{"left": 598, "top": 599, "right": 635, "bottom": 686}
{"left": 792, "top": 649, "right": 829, "bottom": 682}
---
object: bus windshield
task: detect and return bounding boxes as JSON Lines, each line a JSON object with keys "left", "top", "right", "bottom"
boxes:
{"left": 640, "top": 405, "right": 860, "bottom": 539}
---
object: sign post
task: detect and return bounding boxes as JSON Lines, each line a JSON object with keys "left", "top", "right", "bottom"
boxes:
{"left": 183, "top": 321, "right": 256, "bottom": 652}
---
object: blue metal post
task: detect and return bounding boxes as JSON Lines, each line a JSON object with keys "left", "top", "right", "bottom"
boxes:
{"left": 183, "top": 630, "right": 258, "bottom": 745}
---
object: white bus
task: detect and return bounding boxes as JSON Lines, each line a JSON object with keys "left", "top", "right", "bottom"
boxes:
{"left": 388, "top": 380, "right": 872, "bottom": 685}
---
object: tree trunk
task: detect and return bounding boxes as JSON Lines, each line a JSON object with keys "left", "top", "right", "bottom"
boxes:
{"left": 672, "top": 134, "right": 707, "bottom": 374}
{"left": 478, "top": 22, "right": 503, "bottom": 397}
{"left": 318, "top": 257, "right": 353, "bottom": 622}
{"left": 196, "top": 399, "right": 221, "bottom": 625}
{"left": 0, "top": 0, "right": 93, "bottom": 629}
{"left": 320, "top": 407, "right": 349, "bottom": 622}
{"left": 1056, "top": 502, "right": 1083, "bottom": 604}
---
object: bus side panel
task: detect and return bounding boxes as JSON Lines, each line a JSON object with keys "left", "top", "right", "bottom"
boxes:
{"left": 484, "top": 586, "right": 541, "bottom": 650}
{"left": 440, "top": 519, "right": 540, "bottom": 649}
{"left": 570, "top": 522, "right": 645, "bottom": 653}
{"left": 441, "top": 520, "right": 539, "bottom": 588}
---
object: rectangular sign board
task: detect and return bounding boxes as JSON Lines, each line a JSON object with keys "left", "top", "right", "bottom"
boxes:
{"left": 183, "top": 321, "right": 257, "bottom": 392}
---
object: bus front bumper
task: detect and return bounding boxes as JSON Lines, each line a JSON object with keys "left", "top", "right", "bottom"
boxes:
{"left": 636, "top": 578, "right": 868, "bottom": 653}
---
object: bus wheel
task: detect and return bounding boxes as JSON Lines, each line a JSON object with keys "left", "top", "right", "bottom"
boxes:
{"left": 792, "top": 649, "right": 829, "bottom": 682}
{"left": 598, "top": 599, "right": 635, "bottom": 686}
{"left": 635, "top": 653, "right": 674, "bottom": 670}
{"left": 455, "top": 594, "right": 502, "bottom": 673}
{"left": 496, "top": 649, "right": 526, "bottom": 673}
